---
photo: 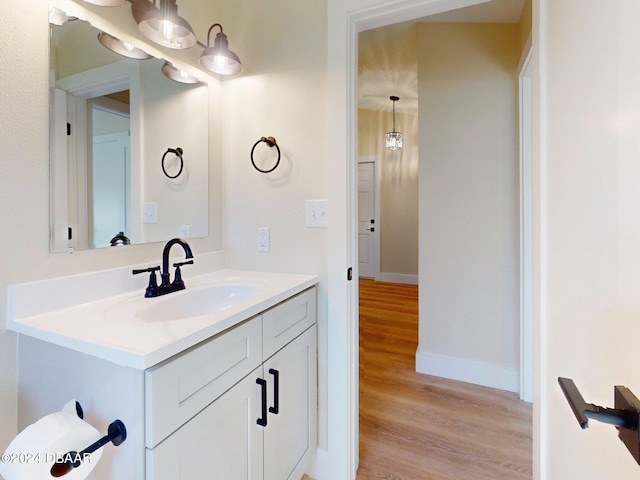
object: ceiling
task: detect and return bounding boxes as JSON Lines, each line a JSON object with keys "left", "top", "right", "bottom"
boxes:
{"left": 418, "top": 0, "right": 526, "bottom": 23}
{"left": 358, "top": 0, "right": 527, "bottom": 113}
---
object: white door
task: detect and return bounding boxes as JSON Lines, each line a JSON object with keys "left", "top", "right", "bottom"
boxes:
{"left": 91, "top": 131, "right": 130, "bottom": 248}
{"left": 358, "top": 162, "right": 376, "bottom": 278}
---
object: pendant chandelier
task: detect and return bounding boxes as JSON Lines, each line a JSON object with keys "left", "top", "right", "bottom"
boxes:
{"left": 385, "top": 95, "right": 402, "bottom": 151}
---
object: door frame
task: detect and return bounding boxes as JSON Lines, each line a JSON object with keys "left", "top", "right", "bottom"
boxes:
{"left": 324, "top": 1, "right": 503, "bottom": 479}
{"left": 518, "top": 40, "right": 533, "bottom": 403}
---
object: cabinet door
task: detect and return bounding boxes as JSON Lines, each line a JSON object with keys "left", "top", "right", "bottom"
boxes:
{"left": 147, "top": 368, "right": 264, "bottom": 480}
{"left": 263, "top": 326, "right": 317, "bottom": 480}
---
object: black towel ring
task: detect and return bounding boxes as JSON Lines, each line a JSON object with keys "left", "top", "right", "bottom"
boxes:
{"left": 251, "top": 136, "right": 280, "bottom": 173}
{"left": 162, "top": 147, "right": 184, "bottom": 179}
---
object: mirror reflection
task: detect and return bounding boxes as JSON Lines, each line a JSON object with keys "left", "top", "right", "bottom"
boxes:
{"left": 49, "top": 16, "right": 209, "bottom": 252}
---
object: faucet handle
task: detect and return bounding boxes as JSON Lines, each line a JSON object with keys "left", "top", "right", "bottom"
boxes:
{"left": 172, "top": 260, "right": 193, "bottom": 285}
{"left": 172, "top": 260, "right": 194, "bottom": 268}
{"left": 132, "top": 266, "right": 161, "bottom": 298}
{"left": 132, "top": 266, "right": 161, "bottom": 275}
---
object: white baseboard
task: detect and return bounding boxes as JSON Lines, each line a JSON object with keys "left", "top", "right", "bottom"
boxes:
{"left": 415, "top": 349, "right": 519, "bottom": 393}
{"left": 378, "top": 272, "right": 418, "bottom": 285}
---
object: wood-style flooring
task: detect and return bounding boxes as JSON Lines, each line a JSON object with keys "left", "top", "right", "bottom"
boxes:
{"left": 357, "top": 279, "right": 532, "bottom": 480}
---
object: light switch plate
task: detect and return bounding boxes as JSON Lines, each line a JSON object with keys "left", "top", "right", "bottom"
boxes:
{"left": 305, "top": 200, "right": 328, "bottom": 228}
{"left": 143, "top": 202, "right": 158, "bottom": 224}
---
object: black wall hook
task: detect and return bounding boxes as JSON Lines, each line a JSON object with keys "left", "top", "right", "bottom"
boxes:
{"left": 558, "top": 377, "right": 640, "bottom": 464}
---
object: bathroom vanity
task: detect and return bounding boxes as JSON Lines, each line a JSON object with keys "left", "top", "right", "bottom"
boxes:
{"left": 8, "top": 261, "right": 318, "bottom": 480}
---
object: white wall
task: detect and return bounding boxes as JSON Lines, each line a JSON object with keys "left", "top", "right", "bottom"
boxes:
{"left": 0, "top": 0, "right": 222, "bottom": 454}
{"left": 139, "top": 61, "right": 209, "bottom": 243}
{"left": 416, "top": 22, "right": 520, "bottom": 391}
{"left": 217, "top": 0, "right": 329, "bottom": 452}
{"left": 540, "top": 0, "right": 640, "bottom": 477}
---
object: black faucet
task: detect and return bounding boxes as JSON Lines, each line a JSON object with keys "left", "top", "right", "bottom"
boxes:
{"left": 132, "top": 238, "right": 194, "bottom": 297}
{"left": 109, "top": 231, "right": 130, "bottom": 246}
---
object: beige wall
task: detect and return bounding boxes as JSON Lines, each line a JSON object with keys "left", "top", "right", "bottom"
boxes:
{"left": 213, "top": 0, "right": 330, "bottom": 450}
{"left": 518, "top": 0, "right": 533, "bottom": 53}
{"left": 358, "top": 109, "right": 419, "bottom": 277}
{"left": 417, "top": 22, "right": 521, "bottom": 388}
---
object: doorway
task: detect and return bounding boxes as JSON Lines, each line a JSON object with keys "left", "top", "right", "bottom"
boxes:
{"left": 323, "top": 0, "right": 538, "bottom": 478}
{"left": 352, "top": 0, "right": 533, "bottom": 476}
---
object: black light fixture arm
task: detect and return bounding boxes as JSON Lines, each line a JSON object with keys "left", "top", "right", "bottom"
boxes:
{"left": 206, "top": 23, "right": 224, "bottom": 46}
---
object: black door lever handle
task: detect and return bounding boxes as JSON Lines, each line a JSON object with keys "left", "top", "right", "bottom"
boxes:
{"left": 558, "top": 377, "right": 640, "bottom": 465}
{"left": 558, "top": 377, "right": 636, "bottom": 429}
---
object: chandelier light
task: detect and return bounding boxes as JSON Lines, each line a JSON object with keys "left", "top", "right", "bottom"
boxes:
{"left": 385, "top": 95, "right": 403, "bottom": 151}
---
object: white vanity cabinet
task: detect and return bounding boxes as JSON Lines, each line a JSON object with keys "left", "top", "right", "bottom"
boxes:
{"left": 263, "top": 326, "right": 317, "bottom": 480}
{"left": 145, "top": 287, "right": 317, "bottom": 480}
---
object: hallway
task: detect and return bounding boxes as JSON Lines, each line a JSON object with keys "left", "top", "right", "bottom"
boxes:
{"left": 357, "top": 279, "right": 532, "bottom": 479}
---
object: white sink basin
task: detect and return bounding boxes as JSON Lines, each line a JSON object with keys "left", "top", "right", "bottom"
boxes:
{"left": 8, "top": 267, "right": 317, "bottom": 369}
{"left": 136, "top": 283, "right": 258, "bottom": 322}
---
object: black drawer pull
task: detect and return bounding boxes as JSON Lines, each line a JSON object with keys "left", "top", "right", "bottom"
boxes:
{"left": 269, "top": 368, "right": 280, "bottom": 415}
{"left": 256, "top": 378, "right": 267, "bottom": 427}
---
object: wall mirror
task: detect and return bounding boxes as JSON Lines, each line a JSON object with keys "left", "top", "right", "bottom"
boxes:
{"left": 49, "top": 13, "right": 209, "bottom": 252}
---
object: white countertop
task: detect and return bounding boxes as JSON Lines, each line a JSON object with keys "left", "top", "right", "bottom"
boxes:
{"left": 7, "top": 268, "right": 317, "bottom": 369}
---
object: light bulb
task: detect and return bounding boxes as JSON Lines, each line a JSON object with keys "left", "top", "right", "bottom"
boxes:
{"left": 214, "top": 55, "right": 228, "bottom": 71}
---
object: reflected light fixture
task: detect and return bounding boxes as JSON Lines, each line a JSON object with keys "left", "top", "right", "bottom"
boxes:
{"left": 198, "top": 23, "right": 242, "bottom": 75}
{"left": 138, "top": 0, "right": 197, "bottom": 50}
{"left": 49, "top": 6, "right": 76, "bottom": 26}
{"left": 82, "top": 0, "right": 126, "bottom": 6}
{"left": 161, "top": 61, "right": 200, "bottom": 84}
{"left": 385, "top": 95, "right": 403, "bottom": 151}
{"left": 98, "top": 32, "right": 152, "bottom": 59}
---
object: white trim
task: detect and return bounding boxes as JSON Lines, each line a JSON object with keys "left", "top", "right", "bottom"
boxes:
{"left": 415, "top": 350, "right": 519, "bottom": 393}
{"left": 517, "top": 32, "right": 533, "bottom": 74}
{"left": 378, "top": 273, "right": 418, "bottom": 285}
{"left": 50, "top": 88, "right": 70, "bottom": 253}
{"left": 518, "top": 45, "right": 533, "bottom": 403}
{"left": 322, "top": 1, "right": 496, "bottom": 479}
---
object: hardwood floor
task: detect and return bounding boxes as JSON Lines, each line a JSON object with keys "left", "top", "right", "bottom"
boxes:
{"left": 357, "top": 279, "right": 532, "bottom": 480}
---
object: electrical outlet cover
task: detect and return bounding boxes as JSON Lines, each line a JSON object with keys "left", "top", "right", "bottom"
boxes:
{"left": 258, "top": 227, "right": 270, "bottom": 252}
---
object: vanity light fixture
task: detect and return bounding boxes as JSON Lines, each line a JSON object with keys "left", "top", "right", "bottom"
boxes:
{"left": 385, "top": 96, "right": 403, "bottom": 151}
{"left": 198, "top": 23, "right": 242, "bottom": 75}
{"left": 138, "top": 0, "right": 197, "bottom": 49}
{"left": 161, "top": 61, "right": 200, "bottom": 84}
{"left": 98, "top": 31, "right": 152, "bottom": 59}
{"left": 82, "top": 0, "right": 126, "bottom": 6}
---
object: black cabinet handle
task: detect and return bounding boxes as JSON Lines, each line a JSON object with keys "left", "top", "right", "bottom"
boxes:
{"left": 269, "top": 368, "right": 280, "bottom": 415}
{"left": 256, "top": 378, "right": 267, "bottom": 427}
